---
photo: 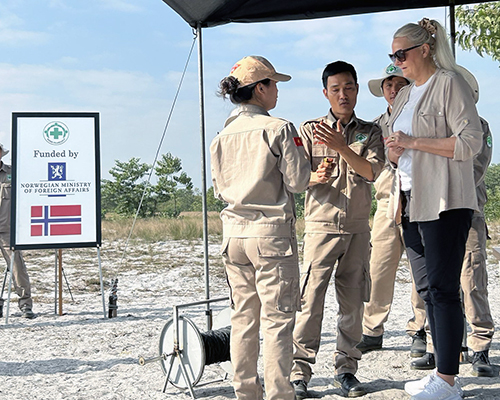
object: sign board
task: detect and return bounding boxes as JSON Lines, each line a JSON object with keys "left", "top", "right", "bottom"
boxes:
{"left": 11, "top": 112, "right": 101, "bottom": 249}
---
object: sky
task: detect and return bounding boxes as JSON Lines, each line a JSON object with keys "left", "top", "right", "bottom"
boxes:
{"left": 0, "top": 0, "right": 498, "bottom": 189}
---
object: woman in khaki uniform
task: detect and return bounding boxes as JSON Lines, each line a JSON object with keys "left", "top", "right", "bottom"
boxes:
{"left": 210, "top": 56, "right": 310, "bottom": 400}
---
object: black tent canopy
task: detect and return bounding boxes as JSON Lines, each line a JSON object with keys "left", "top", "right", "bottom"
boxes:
{"left": 162, "top": 0, "right": 490, "bottom": 28}
{"left": 160, "top": 0, "right": 491, "bottom": 328}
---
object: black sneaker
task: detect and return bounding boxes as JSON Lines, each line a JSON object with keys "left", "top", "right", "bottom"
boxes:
{"left": 410, "top": 330, "right": 426, "bottom": 358}
{"left": 333, "top": 373, "right": 366, "bottom": 398}
{"left": 291, "top": 380, "right": 308, "bottom": 400}
{"left": 410, "top": 352, "right": 435, "bottom": 370}
{"left": 471, "top": 350, "right": 495, "bottom": 377}
{"left": 356, "top": 334, "right": 382, "bottom": 354}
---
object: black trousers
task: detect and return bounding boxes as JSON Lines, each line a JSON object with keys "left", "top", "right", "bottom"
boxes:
{"left": 401, "top": 191, "right": 472, "bottom": 375}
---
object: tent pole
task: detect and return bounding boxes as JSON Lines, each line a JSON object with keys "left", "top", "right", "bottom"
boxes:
{"left": 197, "top": 23, "right": 212, "bottom": 331}
{"left": 449, "top": 3, "right": 456, "bottom": 58}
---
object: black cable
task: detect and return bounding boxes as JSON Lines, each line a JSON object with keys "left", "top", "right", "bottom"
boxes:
{"left": 202, "top": 326, "right": 231, "bottom": 365}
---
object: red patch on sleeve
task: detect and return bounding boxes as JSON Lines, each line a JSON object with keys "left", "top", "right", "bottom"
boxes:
{"left": 293, "top": 137, "right": 303, "bottom": 146}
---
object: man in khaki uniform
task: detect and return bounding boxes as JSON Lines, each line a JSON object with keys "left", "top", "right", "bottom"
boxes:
{"left": 0, "top": 143, "right": 34, "bottom": 319}
{"left": 357, "top": 64, "right": 427, "bottom": 357}
{"left": 291, "top": 61, "right": 384, "bottom": 399}
{"left": 211, "top": 56, "right": 311, "bottom": 400}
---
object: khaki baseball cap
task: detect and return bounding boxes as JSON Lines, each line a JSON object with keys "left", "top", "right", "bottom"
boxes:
{"left": 368, "top": 64, "right": 411, "bottom": 97}
{"left": 229, "top": 56, "right": 291, "bottom": 88}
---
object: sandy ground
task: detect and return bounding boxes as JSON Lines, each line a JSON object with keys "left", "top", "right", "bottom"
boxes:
{"left": 0, "top": 237, "right": 499, "bottom": 400}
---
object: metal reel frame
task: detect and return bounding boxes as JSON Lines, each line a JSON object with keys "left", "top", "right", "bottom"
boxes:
{"left": 159, "top": 297, "right": 230, "bottom": 399}
{"left": 159, "top": 315, "right": 206, "bottom": 389}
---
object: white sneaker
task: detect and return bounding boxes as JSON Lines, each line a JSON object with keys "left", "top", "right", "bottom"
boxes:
{"left": 405, "top": 371, "right": 436, "bottom": 395}
{"left": 410, "top": 373, "right": 463, "bottom": 400}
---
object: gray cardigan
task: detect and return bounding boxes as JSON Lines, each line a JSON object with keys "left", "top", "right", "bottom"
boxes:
{"left": 387, "top": 68, "right": 483, "bottom": 222}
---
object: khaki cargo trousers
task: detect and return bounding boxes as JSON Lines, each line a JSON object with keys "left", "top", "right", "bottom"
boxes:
{"left": 362, "top": 199, "right": 426, "bottom": 338}
{"left": 222, "top": 236, "right": 300, "bottom": 400}
{"left": 292, "top": 232, "right": 370, "bottom": 382}
{"left": 426, "top": 213, "right": 494, "bottom": 353}
{"left": 0, "top": 232, "right": 32, "bottom": 311}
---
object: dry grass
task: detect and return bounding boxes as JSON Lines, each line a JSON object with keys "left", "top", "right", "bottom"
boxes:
{"left": 102, "top": 214, "right": 307, "bottom": 242}
{"left": 102, "top": 212, "right": 223, "bottom": 242}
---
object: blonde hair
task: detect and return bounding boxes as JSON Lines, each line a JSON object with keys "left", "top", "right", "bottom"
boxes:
{"left": 394, "top": 18, "right": 460, "bottom": 74}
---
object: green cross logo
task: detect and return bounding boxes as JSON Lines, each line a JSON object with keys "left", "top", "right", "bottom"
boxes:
{"left": 486, "top": 134, "right": 492, "bottom": 148}
{"left": 386, "top": 64, "right": 398, "bottom": 74}
{"left": 43, "top": 121, "right": 69, "bottom": 145}
{"left": 355, "top": 133, "right": 368, "bottom": 143}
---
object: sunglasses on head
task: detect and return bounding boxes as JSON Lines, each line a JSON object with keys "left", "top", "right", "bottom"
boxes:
{"left": 388, "top": 44, "right": 422, "bottom": 63}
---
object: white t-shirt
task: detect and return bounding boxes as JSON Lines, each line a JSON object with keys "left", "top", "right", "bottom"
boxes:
{"left": 393, "top": 76, "right": 434, "bottom": 191}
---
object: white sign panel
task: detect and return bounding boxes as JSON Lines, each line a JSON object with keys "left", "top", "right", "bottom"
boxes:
{"left": 11, "top": 113, "right": 101, "bottom": 249}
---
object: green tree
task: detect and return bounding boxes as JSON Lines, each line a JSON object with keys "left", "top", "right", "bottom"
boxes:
{"left": 456, "top": 3, "right": 500, "bottom": 63}
{"left": 484, "top": 163, "right": 500, "bottom": 221}
{"left": 485, "top": 163, "right": 500, "bottom": 193}
{"left": 294, "top": 192, "right": 306, "bottom": 219}
{"left": 207, "top": 186, "right": 227, "bottom": 212}
{"left": 189, "top": 187, "right": 226, "bottom": 212}
{"left": 154, "top": 153, "right": 194, "bottom": 217}
{"left": 101, "top": 158, "right": 154, "bottom": 217}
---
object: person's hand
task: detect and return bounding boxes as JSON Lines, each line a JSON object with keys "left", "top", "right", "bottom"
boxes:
{"left": 313, "top": 120, "right": 347, "bottom": 152}
{"left": 385, "top": 130, "right": 415, "bottom": 150}
{"left": 385, "top": 131, "right": 408, "bottom": 164}
{"left": 315, "top": 157, "right": 334, "bottom": 184}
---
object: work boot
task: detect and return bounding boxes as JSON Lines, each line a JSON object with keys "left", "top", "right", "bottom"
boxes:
{"left": 291, "top": 380, "right": 308, "bottom": 400}
{"left": 333, "top": 373, "right": 366, "bottom": 398}
{"left": 410, "top": 330, "right": 427, "bottom": 358}
{"left": 356, "top": 334, "right": 382, "bottom": 354}
{"left": 21, "top": 307, "right": 35, "bottom": 319}
{"left": 411, "top": 352, "right": 435, "bottom": 370}
{"left": 471, "top": 350, "right": 495, "bottom": 377}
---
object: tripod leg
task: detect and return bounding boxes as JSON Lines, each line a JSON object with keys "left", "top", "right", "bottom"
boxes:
{"left": 61, "top": 267, "right": 75, "bottom": 302}
{"left": 178, "top": 351, "right": 196, "bottom": 399}
{"left": 163, "top": 353, "right": 176, "bottom": 393}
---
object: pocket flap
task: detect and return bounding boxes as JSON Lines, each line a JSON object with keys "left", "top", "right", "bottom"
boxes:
{"left": 257, "top": 237, "right": 293, "bottom": 257}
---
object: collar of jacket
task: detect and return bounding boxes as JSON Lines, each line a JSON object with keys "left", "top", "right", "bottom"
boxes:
{"left": 224, "top": 103, "right": 270, "bottom": 127}
{"left": 325, "top": 109, "right": 359, "bottom": 131}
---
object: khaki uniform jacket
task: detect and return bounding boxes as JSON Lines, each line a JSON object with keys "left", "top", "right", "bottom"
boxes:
{"left": 373, "top": 110, "right": 394, "bottom": 202}
{"left": 0, "top": 163, "right": 12, "bottom": 233}
{"left": 300, "top": 110, "right": 384, "bottom": 234}
{"left": 210, "top": 104, "right": 310, "bottom": 238}
{"left": 388, "top": 69, "right": 483, "bottom": 222}
{"left": 475, "top": 118, "right": 493, "bottom": 211}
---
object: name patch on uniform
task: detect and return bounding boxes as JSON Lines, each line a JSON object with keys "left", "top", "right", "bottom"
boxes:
{"left": 293, "top": 137, "right": 304, "bottom": 147}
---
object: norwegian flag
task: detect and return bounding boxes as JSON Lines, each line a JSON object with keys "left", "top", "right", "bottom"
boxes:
{"left": 31, "top": 205, "right": 82, "bottom": 236}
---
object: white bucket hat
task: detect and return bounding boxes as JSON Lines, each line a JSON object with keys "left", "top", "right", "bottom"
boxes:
{"left": 456, "top": 65, "right": 479, "bottom": 104}
{"left": 368, "top": 64, "right": 411, "bottom": 97}
{"left": 0, "top": 143, "right": 9, "bottom": 158}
